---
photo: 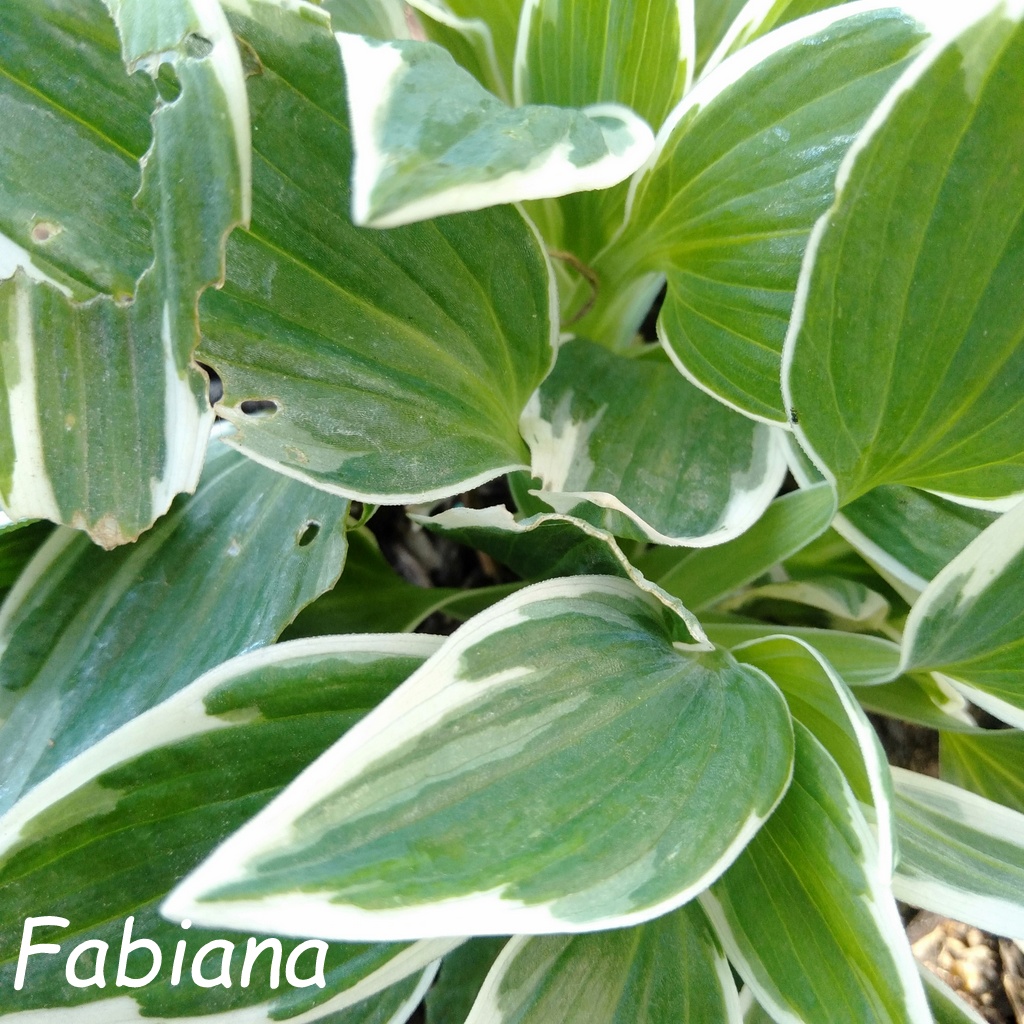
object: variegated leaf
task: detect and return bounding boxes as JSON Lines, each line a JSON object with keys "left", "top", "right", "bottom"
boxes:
{"left": 901, "top": 500, "right": 1024, "bottom": 727}
{"left": 836, "top": 486, "right": 997, "bottom": 597}
{"left": 703, "top": 722, "right": 931, "bottom": 1024}
{"left": 515, "top": 0, "right": 694, "bottom": 265}
{"left": 427, "top": 939, "right": 508, "bottom": 1024}
{"left": 521, "top": 340, "right": 786, "bottom": 545}
{"left": 891, "top": 768, "right": 1024, "bottom": 940}
{"left": 584, "top": 2, "right": 940, "bottom": 407}
{"left": 0, "top": 440, "right": 348, "bottom": 815}
{"left": 406, "top": 0, "right": 508, "bottom": 100}
{"left": 706, "top": 623, "right": 900, "bottom": 688}
{"left": 0, "top": 0, "right": 249, "bottom": 544}
{"left": 0, "top": 636, "right": 454, "bottom": 1019}
{"left": 638, "top": 482, "right": 836, "bottom": 611}
{"left": 198, "top": 3, "right": 556, "bottom": 503}
{"left": 410, "top": 504, "right": 707, "bottom": 638}
{"left": 463, "top": 904, "right": 740, "bottom": 1024}
{"left": 785, "top": 1, "right": 1024, "bottom": 504}
{"left": 718, "top": 575, "right": 890, "bottom": 632}
{"left": 168, "top": 576, "right": 793, "bottom": 939}
{"left": 338, "top": 34, "right": 654, "bottom": 228}
{"left": 702, "top": 0, "right": 858, "bottom": 72}
{"left": 731, "top": 635, "right": 896, "bottom": 873}
{"left": 853, "top": 674, "right": 978, "bottom": 734}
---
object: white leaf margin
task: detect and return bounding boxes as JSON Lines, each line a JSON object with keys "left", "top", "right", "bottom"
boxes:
{"left": 615, "top": 0, "right": 988, "bottom": 429}
{"left": 406, "top": 0, "right": 508, "bottom": 101}
{"left": 164, "top": 576, "right": 786, "bottom": 941}
{"left": 900, "top": 497, "right": 1024, "bottom": 727}
{"left": 337, "top": 32, "right": 655, "bottom": 228}
{"left": 520, "top": 392, "right": 789, "bottom": 547}
{"left": 731, "top": 633, "right": 897, "bottom": 877}
{"left": 0, "top": 635, "right": 454, "bottom": 1022}
{"left": 463, "top": 924, "right": 741, "bottom": 1024}
{"left": 781, "top": 0, "right": 1024, "bottom": 495}
{"left": 409, "top": 504, "right": 711, "bottom": 646}
{"left": 700, "top": 725, "right": 932, "bottom": 1024}
{"left": 891, "top": 766, "right": 1024, "bottom": 942}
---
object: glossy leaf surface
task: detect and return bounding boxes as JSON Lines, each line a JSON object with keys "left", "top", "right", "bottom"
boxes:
{"left": 603, "top": 5, "right": 932, "bottom": 420}
{"left": 786, "top": 4, "right": 1024, "bottom": 503}
{"left": 703, "top": 723, "right": 930, "bottom": 1024}
{"left": 0, "top": 442, "right": 349, "bottom": 814}
{"left": 522, "top": 340, "right": 786, "bottom": 545}
{"left": 169, "top": 576, "right": 793, "bottom": 939}
{"left": 0, "top": 636, "right": 452, "bottom": 1018}
{"left": 199, "top": 4, "right": 556, "bottom": 503}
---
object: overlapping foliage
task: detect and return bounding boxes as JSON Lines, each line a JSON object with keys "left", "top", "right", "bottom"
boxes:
{"left": 1, "top": 0, "right": 1022, "bottom": 1021}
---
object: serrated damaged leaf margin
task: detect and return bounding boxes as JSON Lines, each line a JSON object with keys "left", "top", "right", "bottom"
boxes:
{"left": 0, "top": 0, "right": 250, "bottom": 546}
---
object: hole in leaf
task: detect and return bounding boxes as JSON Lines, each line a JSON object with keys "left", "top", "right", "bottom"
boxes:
{"left": 239, "top": 398, "right": 279, "bottom": 418}
{"left": 155, "top": 62, "right": 182, "bottom": 102}
{"left": 298, "top": 521, "right": 320, "bottom": 547}
{"left": 197, "top": 363, "right": 224, "bottom": 405}
{"left": 186, "top": 34, "right": 214, "bottom": 59}
{"left": 31, "top": 221, "right": 60, "bottom": 244}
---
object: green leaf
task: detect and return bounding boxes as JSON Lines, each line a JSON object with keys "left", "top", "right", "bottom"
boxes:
{"left": 0, "top": 0, "right": 152, "bottom": 299}
{"left": 412, "top": 0, "right": 522, "bottom": 95}
{"left": 410, "top": 505, "right": 708, "bottom": 641}
{"left": 702, "top": 723, "right": 931, "bottom": 1024}
{"left": 891, "top": 767, "right": 1024, "bottom": 940}
{"left": 168, "top": 576, "right": 793, "bottom": 938}
{"left": 514, "top": 0, "right": 694, "bottom": 263}
{"left": 403, "top": 0, "right": 510, "bottom": 102}
{"left": 338, "top": 34, "right": 654, "bottom": 228}
{"left": 941, "top": 729, "right": 1024, "bottom": 815}
{"left": 785, "top": 4, "right": 1024, "bottom": 504}
{"left": 0, "top": 0, "right": 249, "bottom": 544}
{"left": 283, "top": 528, "right": 521, "bottom": 638}
{"left": 516, "top": 0, "right": 691, "bottom": 124}
{"left": 0, "top": 520, "right": 50, "bottom": 604}
{"left": 836, "top": 486, "right": 997, "bottom": 596}
{"left": 718, "top": 575, "right": 891, "bottom": 632}
{"left": 694, "top": 0, "right": 747, "bottom": 73}
{"left": 595, "top": 4, "right": 934, "bottom": 417}
{"left": 198, "top": 4, "right": 556, "bottom": 503}
{"left": 463, "top": 904, "right": 740, "bottom": 1023}
{"left": 427, "top": 938, "right": 508, "bottom": 1024}
{"left": 853, "top": 674, "right": 978, "bottom": 733}
{"left": 731, "top": 635, "right": 896, "bottom": 873}
{"left": 901, "top": 500, "right": 1024, "bottom": 727}
{"left": 703, "top": 0, "right": 859, "bottom": 70}
{"left": 919, "top": 966, "right": 990, "bottom": 1024}
{"left": 0, "top": 635, "right": 454, "bottom": 1018}
{"left": 322, "top": 0, "right": 412, "bottom": 39}
{"left": 522, "top": 340, "right": 786, "bottom": 545}
{"left": 0, "top": 440, "right": 349, "bottom": 815}
{"left": 638, "top": 482, "right": 836, "bottom": 610}
{"left": 705, "top": 623, "right": 900, "bottom": 688}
